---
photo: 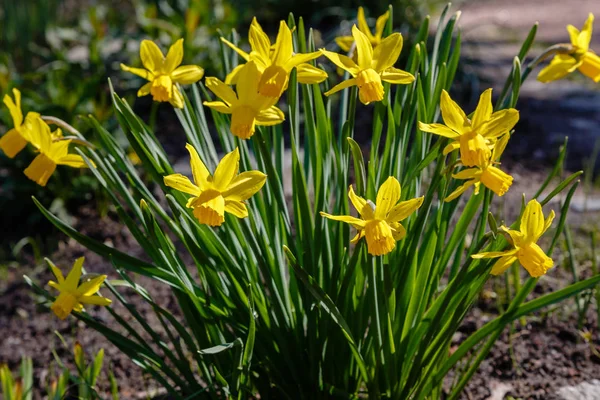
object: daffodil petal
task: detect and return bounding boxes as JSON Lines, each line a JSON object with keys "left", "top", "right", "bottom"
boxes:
{"left": 472, "top": 248, "right": 517, "bottom": 259}
{"left": 335, "top": 36, "right": 354, "bottom": 52}
{"left": 374, "top": 10, "right": 390, "bottom": 38}
{"left": 284, "top": 51, "right": 322, "bottom": 71}
{"left": 205, "top": 77, "right": 238, "bottom": 105}
{"left": 372, "top": 33, "right": 403, "bottom": 72}
{"left": 578, "top": 51, "right": 600, "bottom": 82}
{"left": 356, "top": 7, "right": 375, "bottom": 42}
{"left": 224, "top": 64, "right": 245, "bottom": 85}
{"left": 220, "top": 37, "right": 250, "bottom": 61}
{"left": 578, "top": 13, "right": 594, "bottom": 50}
{"left": 320, "top": 50, "right": 359, "bottom": 75}
{"left": 348, "top": 185, "right": 374, "bottom": 220}
{"left": 472, "top": 88, "right": 493, "bottom": 129}
{"left": 375, "top": 176, "right": 401, "bottom": 219}
{"left": 440, "top": 90, "right": 469, "bottom": 134}
{"left": 172, "top": 65, "right": 204, "bottom": 84}
{"left": 237, "top": 61, "right": 261, "bottom": 102}
{"left": 490, "top": 254, "right": 519, "bottom": 275}
{"left": 57, "top": 154, "right": 89, "bottom": 168}
{"left": 164, "top": 173, "right": 201, "bottom": 195}
{"left": 418, "top": 122, "right": 459, "bottom": 138}
{"left": 542, "top": 210, "right": 556, "bottom": 236}
{"left": 520, "top": 199, "right": 545, "bottom": 242}
{"left": 352, "top": 25, "right": 373, "bottom": 70}
{"left": 164, "top": 39, "right": 184, "bottom": 73}
{"left": 324, "top": 78, "right": 358, "bottom": 97}
{"left": 443, "top": 141, "right": 460, "bottom": 155}
{"left": 249, "top": 18, "right": 271, "bottom": 60}
{"left": 140, "top": 40, "right": 164, "bottom": 72}
{"left": 519, "top": 242, "right": 554, "bottom": 277}
{"left": 120, "top": 64, "right": 153, "bottom": 81}
{"left": 387, "top": 196, "right": 424, "bottom": 223}
{"left": 4, "top": 88, "right": 23, "bottom": 127}
{"left": 64, "top": 257, "right": 85, "bottom": 291}
{"left": 222, "top": 171, "right": 267, "bottom": 201}
{"left": 79, "top": 295, "right": 112, "bottom": 306}
{"left": 273, "top": 21, "right": 293, "bottom": 66}
{"left": 452, "top": 168, "right": 480, "bottom": 180}
{"left": 445, "top": 179, "right": 476, "bottom": 202}
{"left": 204, "top": 101, "right": 232, "bottom": 113}
{"left": 480, "top": 109, "right": 519, "bottom": 139}
{"left": 169, "top": 86, "right": 185, "bottom": 109}
{"left": 185, "top": 143, "right": 210, "bottom": 188}
{"left": 213, "top": 148, "right": 240, "bottom": 191}
{"left": 0, "top": 128, "right": 27, "bottom": 158}
{"left": 296, "top": 63, "right": 328, "bottom": 84}
{"left": 380, "top": 67, "right": 414, "bottom": 84}
{"left": 224, "top": 199, "right": 249, "bottom": 218}
{"left": 567, "top": 25, "right": 580, "bottom": 46}
{"left": 320, "top": 212, "right": 366, "bottom": 230}
{"left": 46, "top": 258, "right": 65, "bottom": 284}
{"left": 537, "top": 54, "right": 581, "bottom": 83}
{"left": 137, "top": 82, "right": 152, "bottom": 97}
{"left": 75, "top": 275, "right": 107, "bottom": 296}
{"left": 256, "top": 106, "right": 285, "bottom": 126}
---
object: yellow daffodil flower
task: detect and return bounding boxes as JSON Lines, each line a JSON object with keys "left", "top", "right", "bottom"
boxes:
{"left": 204, "top": 61, "right": 285, "bottom": 139}
{"left": 24, "top": 117, "right": 90, "bottom": 187}
{"left": 120, "top": 39, "right": 204, "bottom": 108}
{"left": 472, "top": 199, "right": 555, "bottom": 277}
{"left": 419, "top": 89, "right": 519, "bottom": 167}
{"left": 221, "top": 18, "right": 325, "bottom": 98}
{"left": 321, "top": 25, "right": 414, "bottom": 105}
{"left": 445, "top": 134, "right": 513, "bottom": 201}
{"left": 335, "top": 7, "right": 390, "bottom": 52}
{"left": 320, "top": 177, "right": 423, "bottom": 256}
{"left": 47, "top": 257, "right": 111, "bottom": 320}
{"left": 164, "top": 145, "right": 267, "bottom": 226}
{"left": 0, "top": 88, "right": 42, "bottom": 158}
{"left": 538, "top": 13, "right": 600, "bottom": 83}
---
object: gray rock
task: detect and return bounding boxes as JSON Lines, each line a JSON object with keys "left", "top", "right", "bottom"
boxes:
{"left": 557, "top": 379, "right": 600, "bottom": 400}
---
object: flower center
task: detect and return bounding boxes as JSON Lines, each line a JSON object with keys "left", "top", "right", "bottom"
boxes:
{"left": 364, "top": 220, "right": 395, "bottom": 256}
{"left": 191, "top": 193, "right": 226, "bottom": 226}
{"left": 151, "top": 75, "right": 173, "bottom": 102}
{"left": 231, "top": 105, "right": 258, "bottom": 139}
{"left": 459, "top": 131, "right": 490, "bottom": 167}
{"left": 51, "top": 292, "right": 79, "bottom": 320}
{"left": 258, "top": 65, "right": 288, "bottom": 98}
{"left": 356, "top": 69, "right": 384, "bottom": 104}
{"left": 480, "top": 165, "right": 513, "bottom": 196}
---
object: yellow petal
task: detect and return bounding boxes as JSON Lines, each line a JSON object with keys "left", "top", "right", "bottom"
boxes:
{"left": 480, "top": 166, "right": 513, "bottom": 196}
{"left": 140, "top": 40, "right": 164, "bottom": 72}
{"left": 537, "top": 54, "right": 580, "bottom": 83}
{"left": 57, "top": 154, "right": 89, "bottom": 169}
{"left": 24, "top": 153, "right": 56, "bottom": 187}
{"left": 193, "top": 195, "right": 226, "bottom": 226}
{"left": 380, "top": 67, "right": 414, "bottom": 84}
{"left": 249, "top": 17, "right": 271, "bottom": 60}
{"left": 204, "top": 101, "right": 232, "bottom": 114}
{"left": 444, "top": 179, "right": 476, "bottom": 202}
{"left": 75, "top": 275, "right": 107, "bottom": 296}
{"left": 169, "top": 86, "right": 185, "bottom": 109}
{"left": 490, "top": 254, "right": 519, "bottom": 275}
{"left": 492, "top": 133, "right": 510, "bottom": 161}
{"left": 418, "top": 121, "right": 459, "bottom": 138}
{"left": 224, "top": 199, "right": 249, "bottom": 218}
{"left": 520, "top": 199, "right": 545, "bottom": 242}
{"left": 453, "top": 167, "right": 480, "bottom": 180}
{"left": 185, "top": 143, "right": 210, "bottom": 188}
{"left": 472, "top": 249, "right": 517, "bottom": 259}
{"left": 324, "top": 78, "right": 358, "bottom": 97}
{"left": 164, "top": 39, "right": 184, "bottom": 73}
{"left": 348, "top": 185, "right": 374, "bottom": 220}
{"left": 471, "top": 88, "right": 493, "bottom": 129}
{"left": 374, "top": 10, "right": 390, "bottom": 39}
{"left": 386, "top": 196, "right": 424, "bottom": 223}
{"left": 137, "top": 82, "right": 152, "bottom": 97}
{"left": 237, "top": 61, "right": 261, "bottom": 102}
{"left": 164, "top": 173, "right": 201, "bottom": 195}
{"left": 284, "top": 51, "right": 322, "bottom": 71}
{"left": 352, "top": 25, "right": 373, "bottom": 70}
{"left": 443, "top": 141, "right": 460, "bottom": 155}
{"left": 213, "top": 148, "right": 239, "bottom": 191}
{"left": 296, "top": 63, "right": 328, "bottom": 84}
{"left": 356, "top": 7, "right": 375, "bottom": 42}
{"left": 389, "top": 222, "right": 406, "bottom": 241}
{"left": 46, "top": 258, "right": 65, "bottom": 284}
{"left": 320, "top": 49, "right": 359, "bottom": 75}
{"left": 371, "top": 33, "right": 402, "bottom": 72}
{"left": 335, "top": 36, "right": 354, "bottom": 52}
{"left": 375, "top": 176, "right": 400, "bottom": 219}
{"left": 440, "top": 90, "right": 469, "bottom": 134}
{"left": 79, "top": 295, "right": 112, "bottom": 306}
{"left": 256, "top": 106, "right": 285, "bottom": 126}
{"left": 518, "top": 243, "right": 553, "bottom": 277}
{"left": 364, "top": 220, "right": 396, "bottom": 256}
{"left": 220, "top": 37, "right": 250, "bottom": 61}
{"left": 4, "top": 88, "right": 23, "bottom": 127}
{"left": 64, "top": 257, "right": 85, "bottom": 291}
{"left": 205, "top": 77, "right": 238, "bottom": 105}
{"left": 480, "top": 109, "right": 519, "bottom": 139}
{"left": 120, "top": 63, "right": 153, "bottom": 81}
{"left": 272, "top": 21, "right": 293, "bottom": 66}
{"left": 222, "top": 170, "right": 267, "bottom": 201}
{"left": 542, "top": 210, "right": 556, "bottom": 236}
{"left": 320, "top": 212, "right": 366, "bottom": 230}
{"left": 172, "top": 65, "right": 204, "bottom": 84}
{"left": 225, "top": 63, "right": 246, "bottom": 85}
{"left": 0, "top": 128, "right": 27, "bottom": 158}
{"left": 567, "top": 24, "right": 580, "bottom": 46}
{"left": 578, "top": 51, "right": 600, "bottom": 82}
{"left": 578, "top": 13, "right": 594, "bottom": 51}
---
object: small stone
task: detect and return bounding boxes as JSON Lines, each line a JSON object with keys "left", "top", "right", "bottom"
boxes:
{"left": 557, "top": 379, "right": 600, "bottom": 400}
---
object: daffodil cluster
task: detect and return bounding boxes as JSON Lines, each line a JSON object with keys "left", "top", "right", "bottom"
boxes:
{"left": 0, "top": 89, "right": 91, "bottom": 187}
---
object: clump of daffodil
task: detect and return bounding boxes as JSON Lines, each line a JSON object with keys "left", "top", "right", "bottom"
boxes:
{"left": 321, "top": 25, "right": 414, "bottom": 105}
{"left": 24, "top": 117, "right": 90, "bottom": 187}
{"left": 221, "top": 18, "right": 326, "bottom": 99}
{"left": 538, "top": 13, "right": 600, "bottom": 83}
{"left": 120, "top": 39, "right": 204, "bottom": 108}
{"left": 164, "top": 144, "right": 266, "bottom": 226}
{"left": 445, "top": 134, "right": 513, "bottom": 201}
{"left": 335, "top": 7, "right": 390, "bottom": 53}
{"left": 47, "top": 257, "right": 111, "bottom": 320}
{"left": 204, "top": 61, "right": 285, "bottom": 139}
{"left": 473, "top": 199, "right": 555, "bottom": 277}
{"left": 0, "top": 88, "right": 43, "bottom": 158}
{"left": 418, "top": 89, "right": 519, "bottom": 167}
{"left": 320, "top": 177, "right": 423, "bottom": 256}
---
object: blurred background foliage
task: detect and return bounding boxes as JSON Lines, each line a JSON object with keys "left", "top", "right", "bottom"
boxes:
{"left": 0, "top": 0, "right": 440, "bottom": 260}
